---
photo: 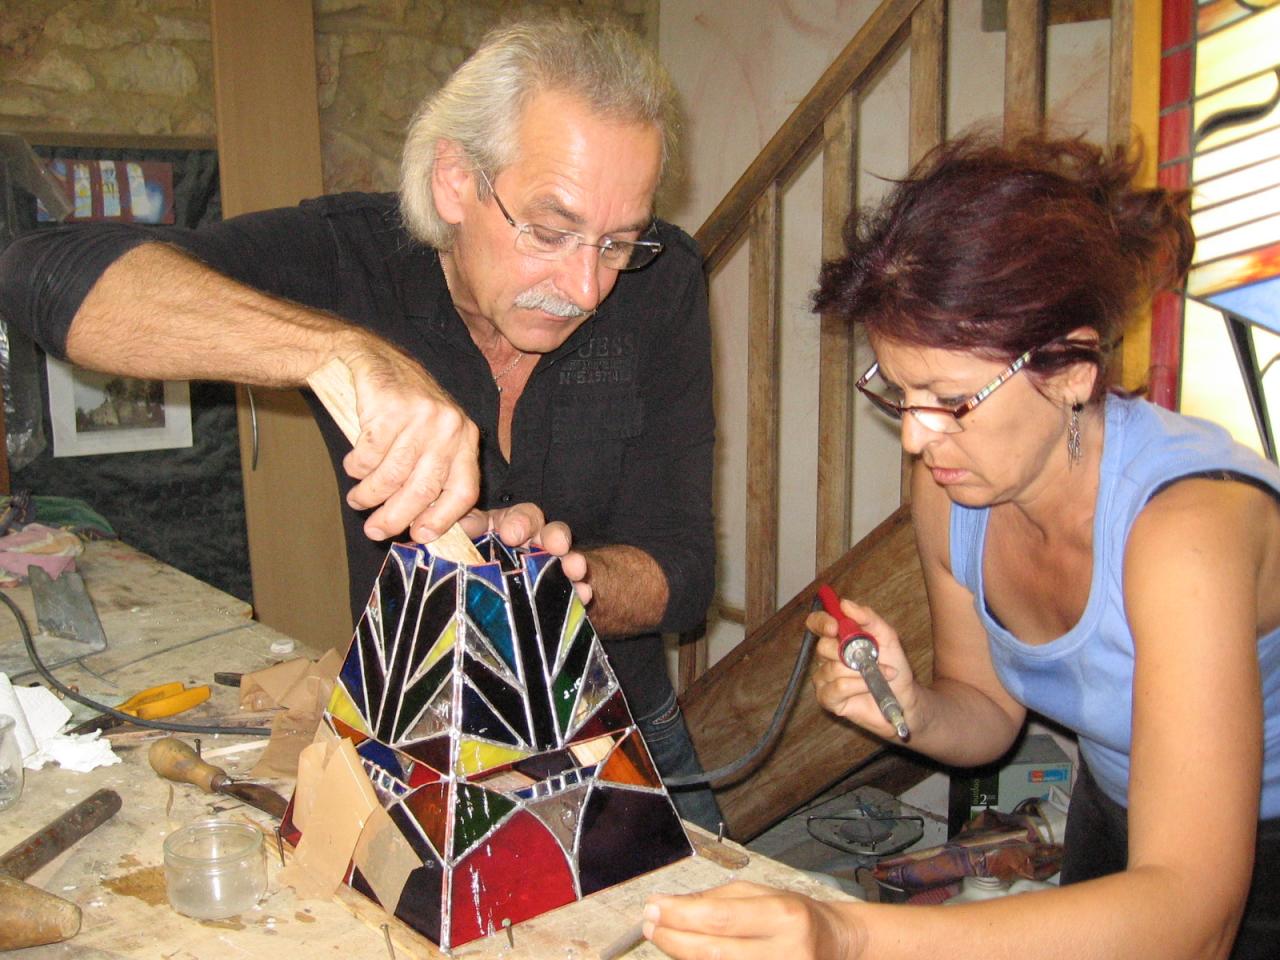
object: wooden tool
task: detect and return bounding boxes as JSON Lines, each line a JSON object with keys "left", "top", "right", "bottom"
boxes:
{"left": 148, "top": 737, "right": 289, "bottom": 819}
{"left": 0, "top": 788, "right": 121, "bottom": 880}
{"left": 0, "top": 787, "right": 121, "bottom": 951}
{"left": 0, "top": 875, "right": 82, "bottom": 950}
{"left": 306, "top": 358, "right": 485, "bottom": 564}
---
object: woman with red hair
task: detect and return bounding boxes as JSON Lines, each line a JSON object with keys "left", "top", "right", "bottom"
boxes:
{"left": 645, "top": 135, "right": 1280, "bottom": 960}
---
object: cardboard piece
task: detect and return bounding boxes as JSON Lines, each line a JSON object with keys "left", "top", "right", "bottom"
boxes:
{"left": 245, "top": 651, "right": 342, "bottom": 779}
{"left": 352, "top": 803, "right": 421, "bottom": 915}
{"left": 280, "top": 737, "right": 379, "bottom": 899}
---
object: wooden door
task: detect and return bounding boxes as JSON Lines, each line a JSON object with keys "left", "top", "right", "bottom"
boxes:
{"left": 210, "top": 0, "right": 353, "bottom": 651}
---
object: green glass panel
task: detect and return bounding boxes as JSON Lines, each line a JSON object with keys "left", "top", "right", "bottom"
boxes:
{"left": 451, "top": 781, "right": 516, "bottom": 862}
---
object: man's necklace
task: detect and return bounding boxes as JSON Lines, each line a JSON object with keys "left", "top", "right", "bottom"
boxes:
{"left": 492, "top": 352, "right": 525, "bottom": 393}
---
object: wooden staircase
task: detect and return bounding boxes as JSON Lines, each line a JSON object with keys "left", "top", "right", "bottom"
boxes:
{"left": 677, "top": 0, "right": 1142, "bottom": 841}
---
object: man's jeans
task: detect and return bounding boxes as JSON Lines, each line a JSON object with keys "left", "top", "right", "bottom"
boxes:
{"left": 636, "top": 688, "right": 723, "bottom": 832}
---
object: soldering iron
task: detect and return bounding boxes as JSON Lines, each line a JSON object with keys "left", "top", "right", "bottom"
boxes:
{"left": 817, "top": 583, "right": 910, "bottom": 741}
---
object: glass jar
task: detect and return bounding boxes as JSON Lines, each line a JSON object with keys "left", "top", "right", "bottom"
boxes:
{"left": 0, "top": 714, "right": 24, "bottom": 811}
{"left": 163, "top": 818, "right": 266, "bottom": 919}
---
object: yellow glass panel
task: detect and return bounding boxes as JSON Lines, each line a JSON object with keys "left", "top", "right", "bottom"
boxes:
{"left": 1192, "top": 212, "right": 1280, "bottom": 264}
{"left": 1197, "top": 0, "right": 1254, "bottom": 34}
{"left": 454, "top": 739, "right": 528, "bottom": 776}
{"left": 1193, "top": 184, "right": 1280, "bottom": 237}
{"left": 557, "top": 594, "right": 587, "bottom": 670}
{"left": 327, "top": 683, "right": 371, "bottom": 735}
{"left": 1194, "top": 156, "right": 1280, "bottom": 209}
{"left": 411, "top": 617, "right": 456, "bottom": 684}
{"left": 1188, "top": 239, "right": 1280, "bottom": 296}
{"left": 1180, "top": 299, "right": 1265, "bottom": 455}
{"left": 1196, "top": 6, "right": 1280, "bottom": 97}
{"left": 1193, "top": 73, "right": 1280, "bottom": 154}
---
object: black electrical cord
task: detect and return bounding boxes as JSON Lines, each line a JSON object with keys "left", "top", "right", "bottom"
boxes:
{"left": 665, "top": 596, "right": 823, "bottom": 788}
{"left": 0, "top": 590, "right": 272, "bottom": 737}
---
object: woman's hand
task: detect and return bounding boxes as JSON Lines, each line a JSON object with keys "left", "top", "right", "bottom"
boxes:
{"left": 643, "top": 882, "right": 859, "bottom": 960}
{"left": 458, "top": 503, "right": 591, "bottom": 604}
{"left": 808, "top": 596, "right": 919, "bottom": 739}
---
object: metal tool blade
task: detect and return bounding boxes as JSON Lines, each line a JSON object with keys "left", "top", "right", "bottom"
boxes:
{"left": 27, "top": 567, "right": 107, "bottom": 652}
{"left": 218, "top": 782, "right": 289, "bottom": 820}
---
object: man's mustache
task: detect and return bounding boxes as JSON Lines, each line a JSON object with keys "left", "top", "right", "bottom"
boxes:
{"left": 514, "top": 288, "right": 593, "bottom": 319}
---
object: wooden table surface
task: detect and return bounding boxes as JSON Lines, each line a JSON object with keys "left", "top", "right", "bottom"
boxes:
{"left": 0, "top": 541, "right": 850, "bottom": 958}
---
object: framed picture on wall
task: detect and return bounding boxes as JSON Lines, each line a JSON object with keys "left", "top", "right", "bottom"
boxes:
{"left": 45, "top": 356, "right": 192, "bottom": 457}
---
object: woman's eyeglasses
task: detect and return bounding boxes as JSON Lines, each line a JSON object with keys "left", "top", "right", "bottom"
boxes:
{"left": 855, "top": 349, "right": 1034, "bottom": 434}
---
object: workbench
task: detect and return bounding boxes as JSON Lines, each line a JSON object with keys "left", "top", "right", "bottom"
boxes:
{"left": 0, "top": 541, "right": 850, "bottom": 958}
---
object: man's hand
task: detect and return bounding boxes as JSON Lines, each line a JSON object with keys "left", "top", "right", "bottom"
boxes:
{"left": 338, "top": 345, "right": 481, "bottom": 543}
{"left": 458, "top": 503, "right": 590, "bottom": 603}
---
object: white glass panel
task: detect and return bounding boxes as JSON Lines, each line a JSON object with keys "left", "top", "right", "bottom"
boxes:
{"left": 1192, "top": 212, "right": 1280, "bottom": 264}
{"left": 1193, "top": 184, "right": 1280, "bottom": 236}
{"left": 1193, "top": 124, "right": 1280, "bottom": 181}
{"left": 1194, "top": 73, "right": 1280, "bottom": 154}
{"left": 1180, "top": 299, "right": 1264, "bottom": 455}
{"left": 1194, "top": 156, "right": 1280, "bottom": 209}
{"left": 1196, "top": 6, "right": 1280, "bottom": 97}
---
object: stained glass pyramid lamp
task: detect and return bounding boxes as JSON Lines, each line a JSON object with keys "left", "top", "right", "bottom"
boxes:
{"left": 280, "top": 534, "right": 693, "bottom": 949}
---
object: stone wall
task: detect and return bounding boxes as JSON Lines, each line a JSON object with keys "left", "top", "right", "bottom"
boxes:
{"left": 0, "top": 0, "right": 658, "bottom": 190}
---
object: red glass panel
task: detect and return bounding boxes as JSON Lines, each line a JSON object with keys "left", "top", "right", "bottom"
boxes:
{"left": 1159, "top": 106, "right": 1191, "bottom": 164}
{"left": 570, "top": 690, "right": 632, "bottom": 742}
{"left": 330, "top": 714, "right": 368, "bottom": 746}
{"left": 1149, "top": 291, "right": 1185, "bottom": 409}
{"left": 1160, "top": 47, "right": 1192, "bottom": 109}
{"left": 1161, "top": 0, "right": 1192, "bottom": 51}
{"left": 1158, "top": 162, "right": 1190, "bottom": 191}
{"left": 400, "top": 733, "right": 452, "bottom": 774}
{"left": 403, "top": 781, "right": 450, "bottom": 857}
{"left": 446, "top": 811, "right": 577, "bottom": 947}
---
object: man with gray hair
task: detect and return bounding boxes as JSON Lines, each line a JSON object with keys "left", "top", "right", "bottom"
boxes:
{"left": 0, "top": 16, "right": 719, "bottom": 827}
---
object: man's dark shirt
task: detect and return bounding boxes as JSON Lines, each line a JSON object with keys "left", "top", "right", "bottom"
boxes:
{"left": 0, "top": 192, "right": 715, "bottom": 717}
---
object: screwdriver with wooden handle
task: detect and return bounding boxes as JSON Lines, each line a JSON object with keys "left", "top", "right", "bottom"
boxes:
{"left": 306, "top": 357, "right": 484, "bottom": 565}
{"left": 148, "top": 737, "right": 289, "bottom": 819}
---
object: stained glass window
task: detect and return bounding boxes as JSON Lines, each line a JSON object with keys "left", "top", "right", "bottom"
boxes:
{"left": 1157, "top": 0, "right": 1280, "bottom": 460}
{"left": 281, "top": 535, "right": 693, "bottom": 949}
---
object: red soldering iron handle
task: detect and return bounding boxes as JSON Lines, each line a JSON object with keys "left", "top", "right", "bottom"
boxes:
{"left": 815, "top": 584, "right": 911, "bottom": 741}
{"left": 816, "top": 584, "right": 878, "bottom": 653}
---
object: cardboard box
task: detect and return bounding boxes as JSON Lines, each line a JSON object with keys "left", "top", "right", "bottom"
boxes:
{"left": 947, "top": 734, "right": 1073, "bottom": 835}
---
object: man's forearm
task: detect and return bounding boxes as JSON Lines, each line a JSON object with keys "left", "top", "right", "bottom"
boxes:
{"left": 581, "top": 544, "right": 670, "bottom": 637}
{"left": 67, "top": 242, "right": 361, "bottom": 386}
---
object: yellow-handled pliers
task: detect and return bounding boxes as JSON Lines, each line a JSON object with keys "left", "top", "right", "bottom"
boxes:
{"left": 69, "top": 682, "right": 212, "bottom": 735}
{"left": 117, "top": 682, "right": 211, "bottom": 720}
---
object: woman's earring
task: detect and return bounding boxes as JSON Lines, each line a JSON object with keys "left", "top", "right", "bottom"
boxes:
{"left": 1067, "top": 402, "right": 1084, "bottom": 466}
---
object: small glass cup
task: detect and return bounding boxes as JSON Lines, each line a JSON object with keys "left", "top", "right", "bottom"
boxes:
{"left": 163, "top": 818, "right": 266, "bottom": 919}
{"left": 0, "top": 714, "right": 24, "bottom": 811}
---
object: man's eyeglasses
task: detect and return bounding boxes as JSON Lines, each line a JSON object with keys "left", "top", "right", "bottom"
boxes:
{"left": 479, "top": 170, "right": 663, "bottom": 271}
{"left": 855, "top": 349, "right": 1034, "bottom": 434}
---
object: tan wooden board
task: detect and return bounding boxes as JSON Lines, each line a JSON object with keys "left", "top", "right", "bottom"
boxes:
{"left": 0, "top": 541, "right": 852, "bottom": 957}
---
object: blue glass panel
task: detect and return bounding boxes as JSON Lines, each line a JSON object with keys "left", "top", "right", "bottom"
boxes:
{"left": 507, "top": 570, "right": 557, "bottom": 749}
{"left": 461, "top": 653, "right": 529, "bottom": 742}
{"left": 1208, "top": 276, "right": 1280, "bottom": 333}
{"left": 466, "top": 577, "right": 518, "bottom": 672}
{"left": 459, "top": 678, "right": 523, "bottom": 747}
{"left": 356, "top": 738, "right": 405, "bottom": 780}
{"left": 524, "top": 549, "right": 553, "bottom": 585}
{"left": 469, "top": 556, "right": 507, "bottom": 593}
